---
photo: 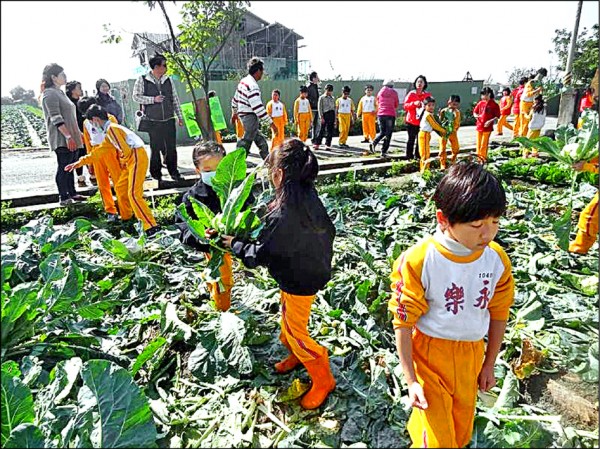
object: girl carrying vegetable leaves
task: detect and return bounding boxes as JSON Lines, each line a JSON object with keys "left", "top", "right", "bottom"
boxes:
{"left": 175, "top": 141, "right": 255, "bottom": 311}
{"left": 220, "top": 138, "right": 337, "bottom": 409}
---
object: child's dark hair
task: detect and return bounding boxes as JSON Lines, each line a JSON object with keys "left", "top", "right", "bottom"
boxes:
{"left": 432, "top": 161, "right": 506, "bottom": 224}
{"left": 533, "top": 94, "right": 545, "bottom": 113}
{"left": 342, "top": 85, "right": 351, "bottom": 94}
{"left": 519, "top": 76, "right": 528, "bottom": 86}
{"left": 85, "top": 104, "right": 109, "bottom": 121}
{"left": 481, "top": 87, "right": 495, "bottom": 99}
{"left": 325, "top": 84, "right": 333, "bottom": 92}
{"left": 502, "top": 87, "right": 511, "bottom": 95}
{"left": 77, "top": 96, "right": 97, "bottom": 115}
{"left": 192, "top": 141, "right": 225, "bottom": 167}
{"left": 266, "top": 138, "right": 320, "bottom": 224}
{"left": 208, "top": 90, "right": 217, "bottom": 98}
{"left": 449, "top": 94, "right": 461, "bottom": 103}
{"left": 537, "top": 67, "right": 548, "bottom": 77}
{"left": 365, "top": 84, "right": 374, "bottom": 90}
{"left": 272, "top": 89, "right": 281, "bottom": 96}
{"left": 299, "top": 85, "right": 308, "bottom": 93}
{"left": 413, "top": 75, "right": 428, "bottom": 90}
{"left": 423, "top": 96, "right": 436, "bottom": 105}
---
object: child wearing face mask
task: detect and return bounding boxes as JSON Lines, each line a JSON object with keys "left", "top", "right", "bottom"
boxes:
{"left": 389, "top": 162, "right": 514, "bottom": 448}
{"left": 174, "top": 141, "right": 255, "bottom": 311}
{"left": 220, "top": 138, "right": 336, "bottom": 410}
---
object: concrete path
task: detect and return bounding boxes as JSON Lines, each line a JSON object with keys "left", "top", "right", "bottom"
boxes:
{"left": 1, "top": 117, "right": 557, "bottom": 202}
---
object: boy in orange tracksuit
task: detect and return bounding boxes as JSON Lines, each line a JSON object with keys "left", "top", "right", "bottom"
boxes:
{"left": 520, "top": 68, "right": 547, "bottom": 136}
{"left": 66, "top": 105, "right": 160, "bottom": 235}
{"left": 438, "top": 95, "right": 461, "bottom": 170}
{"left": 496, "top": 88, "right": 513, "bottom": 135}
{"left": 419, "top": 97, "right": 447, "bottom": 173}
{"left": 266, "top": 89, "right": 288, "bottom": 151}
{"left": 389, "top": 162, "right": 514, "bottom": 448}
{"left": 78, "top": 97, "right": 124, "bottom": 222}
{"left": 569, "top": 157, "right": 599, "bottom": 254}
{"left": 335, "top": 85, "right": 356, "bottom": 148}
{"left": 357, "top": 84, "right": 377, "bottom": 144}
{"left": 294, "top": 86, "right": 313, "bottom": 143}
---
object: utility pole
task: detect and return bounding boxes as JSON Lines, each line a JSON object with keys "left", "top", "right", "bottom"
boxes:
{"left": 557, "top": 0, "right": 583, "bottom": 126}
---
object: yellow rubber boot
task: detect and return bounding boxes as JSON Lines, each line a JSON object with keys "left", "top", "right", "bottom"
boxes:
{"left": 300, "top": 354, "right": 336, "bottom": 409}
{"left": 569, "top": 232, "right": 596, "bottom": 254}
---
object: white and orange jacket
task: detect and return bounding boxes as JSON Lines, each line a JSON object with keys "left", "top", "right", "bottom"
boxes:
{"left": 266, "top": 100, "right": 288, "bottom": 122}
{"left": 293, "top": 97, "right": 312, "bottom": 122}
{"left": 388, "top": 228, "right": 514, "bottom": 341}
{"left": 357, "top": 95, "right": 377, "bottom": 117}
{"left": 420, "top": 110, "right": 446, "bottom": 135}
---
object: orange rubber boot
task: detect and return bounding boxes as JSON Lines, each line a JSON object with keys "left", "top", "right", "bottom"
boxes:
{"left": 275, "top": 334, "right": 301, "bottom": 373}
{"left": 300, "top": 354, "right": 336, "bottom": 409}
{"left": 569, "top": 231, "right": 596, "bottom": 254}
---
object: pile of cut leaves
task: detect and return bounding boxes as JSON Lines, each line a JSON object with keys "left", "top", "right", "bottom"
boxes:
{"left": 1, "top": 155, "right": 598, "bottom": 447}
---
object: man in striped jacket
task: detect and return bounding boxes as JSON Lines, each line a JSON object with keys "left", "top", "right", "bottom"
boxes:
{"left": 231, "top": 57, "right": 278, "bottom": 160}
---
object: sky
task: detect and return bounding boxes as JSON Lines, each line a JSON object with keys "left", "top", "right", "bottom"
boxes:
{"left": 1, "top": 0, "right": 598, "bottom": 97}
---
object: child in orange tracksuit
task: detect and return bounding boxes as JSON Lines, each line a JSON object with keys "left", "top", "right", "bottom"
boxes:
{"left": 496, "top": 88, "right": 513, "bottom": 135}
{"left": 389, "top": 162, "right": 514, "bottom": 448}
{"left": 77, "top": 96, "right": 124, "bottom": 222}
{"left": 418, "top": 97, "right": 447, "bottom": 172}
{"left": 220, "top": 138, "right": 336, "bottom": 410}
{"left": 266, "top": 89, "right": 288, "bottom": 151}
{"left": 66, "top": 104, "right": 160, "bottom": 235}
{"left": 175, "top": 142, "right": 255, "bottom": 311}
{"left": 357, "top": 84, "right": 377, "bottom": 144}
{"left": 569, "top": 157, "right": 599, "bottom": 254}
{"left": 335, "top": 85, "right": 356, "bottom": 148}
{"left": 438, "top": 95, "right": 461, "bottom": 170}
{"left": 294, "top": 86, "right": 313, "bottom": 143}
{"left": 519, "top": 68, "right": 547, "bottom": 136}
{"left": 473, "top": 87, "right": 501, "bottom": 162}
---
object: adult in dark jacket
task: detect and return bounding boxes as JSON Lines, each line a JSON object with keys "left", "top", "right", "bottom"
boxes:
{"left": 66, "top": 80, "right": 91, "bottom": 187}
{"left": 175, "top": 141, "right": 254, "bottom": 311}
{"left": 221, "top": 138, "right": 336, "bottom": 410}
{"left": 95, "top": 78, "right": 123, "bottom": 124}
{"left": 307, "top": 71, "right": 321, "bottom": 146}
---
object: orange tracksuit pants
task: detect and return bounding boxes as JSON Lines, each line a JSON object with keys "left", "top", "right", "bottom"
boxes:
{"left": 496, "top": 115, "right": 513, "bottom": 134}
{"left": 338, "top": 113, "right": 351, "bottom": 145}
{"left": 279, "top": 291, "right": 327, "bottom": 363}
{"left": 362, "top": 112, "right": 377, "bottom": 141}
{"left": 271, "top": 116, "right": 286, "bottom": 151}
{"left": 205, "top": 252, "right": 233, "bottom": 311}
{"left": 296, "top": 112, "right": 312, "bottom": 142}
{"left": 418, "top": 131, "right": 432, "bottom": 173}
{"left": 570, "top": 192, "right": 599, "bottom": 253}
{"left": 512, "top": 113, "right": 521, "bottom": 137}
{"left": 408, "top": 328, "right": 485, "bottom": 448}
{"left": 90, "top": 146, "right": 126, "bottom": 216}
{"left": 439, "top": 133, "right": 459, "bottom": 169}
{"left": 115, "top": 148, "right": 157, "bottom": 230}
{"left": 215, "top": 130, "right": 223, "bottom": 144}
{"left": 235, "top": 118, "right": 245, "bottom": 139}
{"left": 476, "top": 131, "right": 491, "bottom": 161}
{"left": 519, "top": 101, "right": 533, "bottom": 136}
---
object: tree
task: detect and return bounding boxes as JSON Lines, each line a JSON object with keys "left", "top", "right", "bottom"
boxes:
{"left": 9, "top": 86, "right": 36, "bottom": 104}
{"left": 1, "top": 96, "right": 14, "bottom": 105}
{"left": 104, "top": 1, "right": 248, "bottom": 141}
{"left": 550, "top": 24, "right": 599, "bottom": 85}
{"left": 505, "top": 67, "right": 537, "bottom": 87}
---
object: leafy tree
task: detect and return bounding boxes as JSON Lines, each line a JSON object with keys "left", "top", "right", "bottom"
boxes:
{"left": 1, "top": 96, "right": 14, "bottom": 105}
{"left": 550, "top": 24, "right": 599, "bottom": 85}
{"left": 9, "top": 86, "right": 36, "bottom": 105}
{"left": 505, "top": 67, "right": 538, "bottom": 88}
{"left": 104, "top": 0, "right": 248, "bottom": 141}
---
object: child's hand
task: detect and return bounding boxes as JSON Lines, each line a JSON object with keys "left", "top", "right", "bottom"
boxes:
{"left": 221, "top": 235, "right": 234, "bottom": 249}
{"left": 478, "top": 363, "right": 496, "bottom": 392}
{"left": 205, "top": 228, "right": 218, "bottom": 240}
{"left": 484, "top": 119, "right": 495, "bottom": 127}
{"left": 64, "top": 163, "right": 77, "bottom": 172}
{"left": 572, "top": 161, "right": 585, "bottom": 172}
{"left": 408, "top": 382, "right": 428, "bottom": 410}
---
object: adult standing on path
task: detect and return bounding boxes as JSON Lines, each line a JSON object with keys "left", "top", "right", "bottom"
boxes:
{"left": 307, "top": 71, "right": 321, "bottom": 147}
{"left": 371, "top": 79, "right": 399, "bottom": 158}
{"left": 231, "top": 57, "right": 278, "bottom": 160}
{"left": 40, "top": 63, "right": 87, "bottom": 206}
{"left": 66, "top": 80, "right": 92, "bottom": 187}
{"left": 95, "top": 78, "right": 124, "bottom": 124}
{"left": 133, "top": 54, "right": 184, "bottom": 184}
{"left": 404, "top": 75, "right": 432, "bottom": 160}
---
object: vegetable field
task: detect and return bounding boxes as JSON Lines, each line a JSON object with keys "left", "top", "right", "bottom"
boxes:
{"left": 1, "top": 104, "right": 48, "bottom": 149}
{"left": 1, "top": 147, "right": 598, "bottom": 448}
